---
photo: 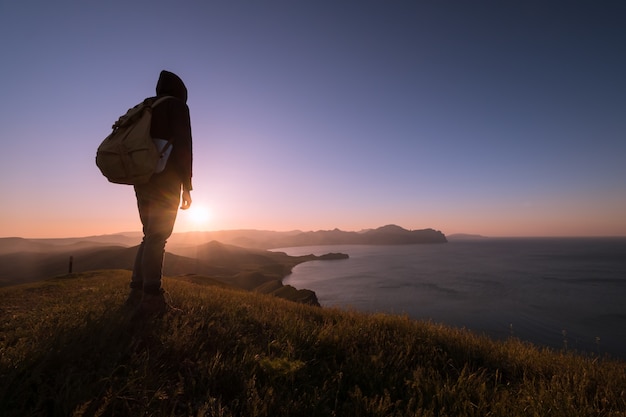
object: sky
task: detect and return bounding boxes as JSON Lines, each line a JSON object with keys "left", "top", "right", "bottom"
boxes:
{"left": 1, "top": 0, "right": 625, "bottom": 238}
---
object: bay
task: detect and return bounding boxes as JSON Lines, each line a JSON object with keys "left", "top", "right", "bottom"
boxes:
{"left": 277, "top": 238, "right": 626, "bottom": 358}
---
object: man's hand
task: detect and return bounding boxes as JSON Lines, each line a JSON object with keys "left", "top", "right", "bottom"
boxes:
{"left": 181, "top": 189, "right": 192, "bottom": 210}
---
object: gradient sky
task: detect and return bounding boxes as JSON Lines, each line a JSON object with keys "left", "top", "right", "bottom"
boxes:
{"left": 1, "top": 1, "right": 625, "bottom": 238}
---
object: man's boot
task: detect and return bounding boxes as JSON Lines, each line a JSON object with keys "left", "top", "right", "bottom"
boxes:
{"left": 132, "top": 287, "right": 167, "bottom": 321}
{"left": 124, "top": 288, "right": 143, "bottom": 308}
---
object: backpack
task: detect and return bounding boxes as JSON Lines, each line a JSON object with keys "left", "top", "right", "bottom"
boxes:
{"left": 96, "top": 96, "right": 173, "bottom": 185}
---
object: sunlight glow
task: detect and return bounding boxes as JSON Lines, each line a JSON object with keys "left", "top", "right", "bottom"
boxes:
{"left": 183, "top": 204, "right": 212, "bottom": 230}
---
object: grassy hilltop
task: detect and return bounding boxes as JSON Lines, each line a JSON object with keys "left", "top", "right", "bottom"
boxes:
{"left": 1, "top": 271, "right": 625, "bottom": 417}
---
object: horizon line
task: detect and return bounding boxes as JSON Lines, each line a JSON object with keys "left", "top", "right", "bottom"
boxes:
{"left": 3, "top": 227, "right": 626, "bottom": 241}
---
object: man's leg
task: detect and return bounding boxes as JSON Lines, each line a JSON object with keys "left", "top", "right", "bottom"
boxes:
{"left": 130, "top": 172, "right": 181, "bottom": 317}
{"left": 126, "top": 197, "right": 151, "bottom": 307}
{"left": 132, "top": 197, "right": 178, "bottom": 319}
{"left": 140, "top": 202, "right": 178, "bottom": 293}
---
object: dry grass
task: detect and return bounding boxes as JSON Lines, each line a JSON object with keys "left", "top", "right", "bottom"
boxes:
{"left": 1, "top": 270, "right": 624, "bottom": 416}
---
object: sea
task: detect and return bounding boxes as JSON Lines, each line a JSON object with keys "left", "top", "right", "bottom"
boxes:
{"left": 276, "top": 238, "right": 626, "bottom": 359}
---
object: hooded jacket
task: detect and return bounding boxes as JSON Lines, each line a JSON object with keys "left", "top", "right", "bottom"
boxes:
{"left": 150, "top": 70, "right": 193, "bottom": 191}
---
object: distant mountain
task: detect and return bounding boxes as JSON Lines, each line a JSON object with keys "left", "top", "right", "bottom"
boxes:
{"left": 266, "top": 225, "right": 447, "bottom": 248}
{"left": 359, "top": 225, "right": 447, "bottom": 244}
{"left": 0, "top": 224, "right": 445, "bottom": 302}
{"left": 1, "top": 225, "right": 446, "bottom": 254}
{"left": 0, "top": 234, "right": 140, "bottom": 255}
{"left": 446, "top": 233, "right": 488, "bottom": 241}
{"left": 0, "top": 237, "right": 55, "bottom": 254}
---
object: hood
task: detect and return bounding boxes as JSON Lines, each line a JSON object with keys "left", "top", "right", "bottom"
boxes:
{"left": 156, "top": 70, "right": 188, "bottom": 103}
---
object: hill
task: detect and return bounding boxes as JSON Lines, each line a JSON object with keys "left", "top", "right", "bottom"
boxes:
{"left": 0, "top": 241, "right": 348, "bottom": 305}
{"left": 0, "top": 245, "right": 138, "bottom": 286}
{"left": 0, "top": 271, "right": 624, "bottom": 416}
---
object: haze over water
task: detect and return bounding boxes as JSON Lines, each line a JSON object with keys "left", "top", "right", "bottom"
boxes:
{"left": 279, "top": 238, "right": 626, "bottom": 358}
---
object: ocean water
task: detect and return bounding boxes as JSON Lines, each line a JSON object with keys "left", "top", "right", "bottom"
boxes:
{"left": 276, "top": 238, "right": 626, "bottom": 358}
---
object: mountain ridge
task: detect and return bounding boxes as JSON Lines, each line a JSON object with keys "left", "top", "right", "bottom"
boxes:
{"left": 0, "top": 224, "right": 446, "bottom": 254}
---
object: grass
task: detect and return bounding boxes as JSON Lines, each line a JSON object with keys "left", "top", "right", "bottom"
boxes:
{"left": 1, "top": 270, "right": 625, "bottom": 416}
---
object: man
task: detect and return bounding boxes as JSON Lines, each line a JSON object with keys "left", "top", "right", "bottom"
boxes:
{"left": 126, "top": 70, "right": 193, "bottom": 318}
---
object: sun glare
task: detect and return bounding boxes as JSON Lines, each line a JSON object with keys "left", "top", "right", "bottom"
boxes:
{"left": 184, "top": 204, "right": 212, "bottom": 230}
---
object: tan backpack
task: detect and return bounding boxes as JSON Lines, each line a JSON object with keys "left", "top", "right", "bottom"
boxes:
{"left": 96, "top": 96, "right": 173, "bottom": 185}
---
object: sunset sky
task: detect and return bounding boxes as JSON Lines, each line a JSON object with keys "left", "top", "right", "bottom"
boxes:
{"left": 1, "top": 1, "right": 625, "bottom": 238}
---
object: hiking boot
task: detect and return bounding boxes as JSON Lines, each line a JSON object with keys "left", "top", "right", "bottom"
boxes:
{"left": 132, "top": 292, "right": 167, "bottom": 320}
{"left": 124, "top": 288, "right": 143, "bottom": 308}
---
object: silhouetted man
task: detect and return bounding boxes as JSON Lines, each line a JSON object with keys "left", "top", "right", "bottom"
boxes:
{"left": 125, "top": 70, "right": 193, "bottom": 318}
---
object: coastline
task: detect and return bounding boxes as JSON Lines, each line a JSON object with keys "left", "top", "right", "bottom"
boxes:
{"left": 280, "top": 239, "right": 626, "bottom": 359}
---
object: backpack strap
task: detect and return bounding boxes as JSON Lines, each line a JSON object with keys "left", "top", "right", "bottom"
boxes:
{"left": 150, "top": 95, "right": 176, "bottom": 157}
{"left": 150, "top": 95, "right": 175, "bottom": 108}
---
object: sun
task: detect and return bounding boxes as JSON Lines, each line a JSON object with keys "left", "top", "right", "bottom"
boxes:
{"left": 185, "top": 204, "right": 212, "bottom": 229}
